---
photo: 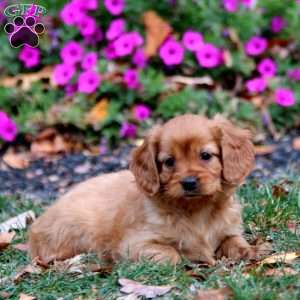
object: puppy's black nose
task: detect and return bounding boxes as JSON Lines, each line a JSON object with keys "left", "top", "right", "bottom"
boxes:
{"left": 180, "top": 176, "right": 198, "bottom": 192}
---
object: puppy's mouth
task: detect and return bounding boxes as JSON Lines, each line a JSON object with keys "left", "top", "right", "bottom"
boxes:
{"left": 183, "top": 191, "right": 201, "bottom": 199}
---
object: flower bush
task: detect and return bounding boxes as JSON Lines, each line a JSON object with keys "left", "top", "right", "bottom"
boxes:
{"left": 0, "top": 0, "right": 300, "bottom": 146}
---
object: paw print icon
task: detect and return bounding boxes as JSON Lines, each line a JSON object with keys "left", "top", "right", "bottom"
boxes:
{"left": 4, "top": 16, "right": 45, "bottom": 48}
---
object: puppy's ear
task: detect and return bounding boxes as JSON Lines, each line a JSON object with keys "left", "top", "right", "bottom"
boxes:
{"left": 130, "top": 126, "right": 161, "bottom": 196}
{"left": 213, "top": 115, "right": 255, "bottom": 185}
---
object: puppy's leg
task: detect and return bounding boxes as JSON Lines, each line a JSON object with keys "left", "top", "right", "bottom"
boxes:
{"left": 216, "top": 235, "right": 255, "bottom": 260}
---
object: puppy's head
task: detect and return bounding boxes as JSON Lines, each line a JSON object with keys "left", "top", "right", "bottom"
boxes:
{"left": 130, "top": 114, "right": 255, "bottom": 201}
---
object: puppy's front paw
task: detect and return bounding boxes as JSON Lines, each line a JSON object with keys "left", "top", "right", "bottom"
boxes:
{"left": 216, "top": 236, "right": 255, "bottom": 261}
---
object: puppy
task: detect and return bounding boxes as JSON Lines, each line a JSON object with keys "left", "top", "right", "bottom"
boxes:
{"left": 29, "top": 114, "right": 255, "bottom": 265}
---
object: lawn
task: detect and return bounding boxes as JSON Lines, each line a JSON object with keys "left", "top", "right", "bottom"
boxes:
{"left": 0, "top": 179, "right": 299, "bottom": 300}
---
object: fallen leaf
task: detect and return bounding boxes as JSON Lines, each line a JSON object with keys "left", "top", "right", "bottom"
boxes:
{"left": 2, "top": 151, "right": 30, "bottom": 169}
{"left": 14, "top": 264, "right": 42, "bottom": 283}
{"left": 272, "top": 184, "right": 288, "bottom": 198}
{"left": 194, "top": 287, "right": 232, "bottom": 300}
{"left": 143, "top": 11, "right": 172, "bottom": 57}
{"left": 13, "top": 243, "right": 29, "bottom": 252}
{"left": 19, "top": 293, "right": 36, "bottom": 300}
{"left": 168, "top": 75, "right": 214, "bottom": 86}
{"left": 119, "top": 278, "right": 173, "bottom": 299}
{"left": 0, "top": 231, "right": 16, "bottom": 250}
{"left": 264, "top": 267, "right": 297, "bottom": 277}
{"left": 292, "top": 137, "right": 300, "bottom": 150}
{"left": 0, "top": 211, "right": 35, "bottom": 232}
{"left": 86, "top": 98, "right": 109, "bottom": 125}
{"left": 254, "top": 145, "right": 276, "bottom": 155}
{"left": 260, "top": 251, "right": 300, "bottom": 265}
{"left": 223, "top": 50, "right": 233, "bottom": 67}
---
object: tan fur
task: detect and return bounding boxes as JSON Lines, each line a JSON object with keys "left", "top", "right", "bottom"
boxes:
{"left": 29, "top": 114, "right": 255, "bottom": 264}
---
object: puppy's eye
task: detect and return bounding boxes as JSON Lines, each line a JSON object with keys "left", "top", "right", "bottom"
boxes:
{"left": 164, "top": 157, "right": 175, "bottom": 168}
{"left": 200, "top": 152, "right": 212, "bottom": 161}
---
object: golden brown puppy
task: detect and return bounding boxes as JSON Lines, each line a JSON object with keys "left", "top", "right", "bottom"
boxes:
{"left": 29, "top": 114, "right": 255, "bottom": 265}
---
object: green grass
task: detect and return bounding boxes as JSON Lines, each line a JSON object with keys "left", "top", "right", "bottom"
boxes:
{"left": 0, "top": 180, "right": 300, "bottom": 300}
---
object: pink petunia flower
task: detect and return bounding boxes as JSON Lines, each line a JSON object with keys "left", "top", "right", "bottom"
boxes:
{"left": 246, "top": 77, "right": 267, "bottom": 93}
{"left": 132, "top": 49, "right": 147, "bottom": 68}
{"left": 18, "top": 46, "right": 40, "bottom": 68}
{"left": 60, "top": 41, "right": 83, "bottom": 65}
{"left": 196, "top": 43, "right": 222, "bottom": 68}
{"left": 60, "top": 2, "right": 85, "bottom": 26}
{"left": 114, "top": 33, "right": 135, "bottom": 57}
{"left": 103, "top": 43, "right": 117, "bottom": 60}
{"left": 271, "top": 16, "right": 286, "bottom": 33}
{"left": 123, "top": 69, "right": 140, "bottom": 89}
{"left": 104, "top": 0, "right": 125, "bottom": 16}
{"left": 133, "top": 104, "right": 151, "bottom": 121}
{"left": 77, "top": 15, "right": 97, "bottom": 37}
{"left": 106, "top": 18, "right": 125, "bottom": 40}
{"left": 222, "top": 0, "right": 239, "bottom": 12}
{"left": 65, "top": 83, "right": 77, "bottom": 96}
{"left": 78, "top": 70, "right": 101, "bottom": 94}
{"left": 129, "top": 31, "right": 144, "bottom": 47}
{"left": 241, "top": 0, "right": 256, "bottom": 8}
{"left": 257, "top": 58, "right": 277, "bottom": 78}
{"left": 182, "top": 30, "right": 204, "bottom": 52}
{"left": 52, "top": 63, "right": 75, "bottom": 86}
{"left": 120, "top": 122, "right": 137, "bottom": 138}
{"left": 81, "top": 52, "right": 98, "bottom": 70}
{"left": 275, "top": 88, "right": 296, "bottom": 107}
{"left": 287, "top": 69, "right": 300, "bottom": 81}
{"left": 159, "top": 38, "right": 184, "bottom": 66}
{"left": 0, "top": 111, "right": 18, "bottom": 142}
{"left": 73, "top": 0, "right": 98, "bottom": 10}
{"left": 245, "top": 36, "right": 267, "bottom": 56}
{"left": 84, "top": 28, "right": 103, "bottom": 46}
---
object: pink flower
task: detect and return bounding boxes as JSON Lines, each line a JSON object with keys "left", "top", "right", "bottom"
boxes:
{"left": 182, "top": 30, "right": 203, "bottom": 52}
{"left": 129, "top": 32, "right": 144, "bottom": 47}
{"left": 123, "top": 69, "right": 140, "bottom": 89}
{"left": 241, "top": 0, "right": 256, "bottom": 8}
{"left": 132, "top": 49, "right": 147, "bottom": 68}
{"left": 106, "top": 18, "right": 125, "bottom": 40}
{"left": 257, "top": 58, "right": 276, "bottom": 78}
{"left": 120, "top": 122, "right": 137, "bottom": 138}
{"left": 275, "top": 88, "right": 296, "bottom": 107}
{"left": 81, "top": 52, "right": 97, "bottom": 70}
{"left": 298, "top": 0, "right": 300, "bottom": 4}
{"left": 77, "top": 15, "right": 97, "bottom": 37}
{"left": 196, "top": 43, "right": 222, "bottom": 68}
{"left": 60, "top": 41, "right": 83, "bottom": 65}
{"left": 287, "top": 69, "right": 300, "bottom": 81}
{"left": 0, "top": 111, "right": 18, "bottom": 142}
{"left": 73, "top": 0, "right": 98, "bottom": 10}
{"left": 104, "top": 0, "right": 125, "bottom": 16}
{"left": 60, "top": 2, "right": 85, "bottom": 26}
{"left": 222, "top": 0, "right": 239, "bottom": 12}
{"left": 114, "top": 33, "right": 135, "bottom": 57}
{"left": 271, "top": 16, "right": 286, "bottom": 33}
{"left": 133, "top": 104, "right": 151, "bottom": 121}
{"left": 159, "top": 38, "right": 184, "bottom": 66}
{"left": 78, "top": 70, "right": 101, "bottom": 94}
{"left": 246, "top": 77, "right": 267, "bottom": 93}
{"left": 52, "top": 64, "right": 75, "bottom": 86}
{"left": 84, "top": 28, "right": 103, "bottom": 46}
{"left": 103, "top": 43, "right": 117, "bottom": 60}
{"left": 245, "top": 36, "right": 267, "bottom": 56}
{"left": 65, "top": 83, "right": 77, "bottom": 96}
{"left": 18, "top": 46, "right": 40, "bottom": 68}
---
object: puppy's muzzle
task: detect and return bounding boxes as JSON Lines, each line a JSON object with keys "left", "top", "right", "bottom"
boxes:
{"left": 180, "top": 176, "right": 199, "bottom": 193}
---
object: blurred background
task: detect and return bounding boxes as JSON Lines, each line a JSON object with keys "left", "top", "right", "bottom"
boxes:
{"left": 0, "top": 0, "right": 300, "bottom": 200}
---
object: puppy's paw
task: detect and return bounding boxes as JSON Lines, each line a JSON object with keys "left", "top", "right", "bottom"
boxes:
{"left": 216, "top": 236, "right": 255, "bottom": 261}
{"left": 138, "top": 244, "right": 181, "bottom": 265}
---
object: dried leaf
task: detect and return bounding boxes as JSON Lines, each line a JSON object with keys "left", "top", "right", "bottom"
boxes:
{"left": 143, "top": 11, "right": 172, "bottom": 57}
{"left": 14, "top": 264, "right": 41, "bottom": 283}
{"left": 2, "top": 150, "right": 30, "bottom": 169}
{"left": 292, "top": 137, "right": 300, "bottom": 150}
{"left": 272, "top": 185, "right": 288, "bottom": 198}
{"left": 119, "top": 278, "right": 173, "bottom": 299}
{"left": 168, "top": 75, "right": 214, "bottom": 86}
{"left": 194, "top": 287, "right": 232, "bottom": 300}
{"left": 19, "top": 293, "right": 36, "bottom": 300}
{"left": 264, "top": 267, "right": 297, "bottom": 277}
{"left": 13, "top": 243, "right": 30, "bottom": 252}
{"left": 0, "top": 231, "right": 16, "bottom": 250}
{"left": 0, "top": 211, "right": 35, "bottom": 232}
{"left": 86, "top": 98, "right": 109, "bottom": 125}
{"left": 260, "top": 251, "right": 300, "bottom": 265}
{"left": 223, "top": 50, "right": 233, "bottom": 67}
{"left": 254, "top": 145, "right": 276, "bottom": 155}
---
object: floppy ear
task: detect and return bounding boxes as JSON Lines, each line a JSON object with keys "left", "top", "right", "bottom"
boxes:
{"left": 129, "top": 126, "right": 161, "bottom": 196}
{"left": 213, "top": 115, "right": 255, "bottom": 185}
